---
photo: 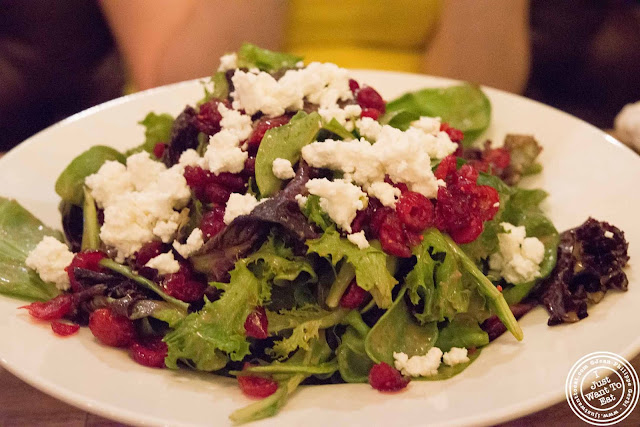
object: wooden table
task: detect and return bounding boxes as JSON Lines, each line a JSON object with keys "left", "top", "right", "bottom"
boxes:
{"left": 1, "top": 356, "right": 639, "bottom": 426}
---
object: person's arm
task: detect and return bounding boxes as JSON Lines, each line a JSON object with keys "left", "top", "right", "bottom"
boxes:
{"left": 423, "top": 0, "right": 530, "bottom": 94}
{"left": 100, "top": 0, "right": 286, "bottom": 90}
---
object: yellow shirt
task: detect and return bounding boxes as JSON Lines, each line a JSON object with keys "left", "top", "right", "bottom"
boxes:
{"left": 285, "top": 0, "right": 442, "bottom": 73}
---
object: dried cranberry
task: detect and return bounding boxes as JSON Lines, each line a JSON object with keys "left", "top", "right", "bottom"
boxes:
{"left": 237, "top": 363, "right": 278, "bottom": 398}
{"left": 200, "top": 207, "right": 226, "bottom": 239}
{"left": 448, "top": 216, "right": 484, "bottom": 244}
{"left": 196, "top": 99, "right": 230, "bottom": 135}
{"left": 88, "top": 308, "right": 136, "bottom": 347}
{"left": 348, "top": 79, "right": 360, "bottom": 94}
{"left": 65, "top": 251, "right": 107, "bottom": 292}
{"left": 153, "top": 143, "right": 166, "bottom": 159}
{"left": 434, "top": 155, "right": 458, "bottom": 181}
{"left": 405, "top": 230, "right": 424, "bottom": 247}
{"left": 485, "top": 148, "right": 511, "bottom": 170}
{"left": 247, "top": 115, "right": 291, "bottom": 150}
{"left": 378, "top": 212, "right": 412, "bottom": 258}
{"left": 130, "top": 337, "right": 168, "bottom": 368}
{"left": 369, "top": 206, "right": 393, "bottom": 238}
{"left": 210, "top": 172, "right": 246, "bottom": 193}
{"left": 356, "top": 86, "right": 386, "bottom": 113}
{"left": 51, "top": 320, "right": 80, "bottom": 337}
{"left": 134, "top": 240, "right": 165, "bottom": 269}
{"left": 440, "top": 122, "right": 464, "bottom": 144}
{"left": 162, "top": 265, "right": 206, "bottom": 303}
{"left": 203, "top": 182, "right": 232, "bottom": 204}
{"left": 360, "top": 108, "right": 381, "bottom": 121}
{"left": 20, "top": 294, "right": 74, "bottom": 321}
{"left": 340, "top": 280, "right": 368, "bottom": 309}
{"left": 184, "top": 166, "right": 211, "bottom": 191}
{"left": 368, "top": 362, "right": 410, "bottom": 392}
{"left": 396, "top": 191, "right": 434, "bottom": 232}
{"left": 244, "top": 156, "right": 256, "bottom": 176}
{"left": 244, "top": 306, "right": 268, "bottom": 339}
{"left": 474, "top": 185, "right": 500, "bottom": 220}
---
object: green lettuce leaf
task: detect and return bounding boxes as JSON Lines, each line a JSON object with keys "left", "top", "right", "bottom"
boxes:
{"left": 55, "top": 146, "right": 125, "bottom": 205}
{"left": 300, "top": 195, "right": 334, "bottom": 231}
{"left": 386, "top": 84, "right": 491, "bottom": 145}
{"left": 406, "top": 230, "right": 488, "bottom": 324}
{"left": 124, "top": 112, "right": 175, "bottom": 157}
{"left": 255, "top": 111, "right": 322, "bottom": 197}
{"left": 306, "top": 227, "right": 398, "bottom": 308}
{"left": 164, "top": 260, "right": 268, "bottom": 371}
{"left": 435, "top": 314, "right": 489, "bottom": 352}
{"left": 247, "top": 235, "right": 317, "bottom": 288}
{"left": 0, "top": 197, "right": 62, "bottom": 301}
{"left": 236, "top": 43, "right": 303, "bottom": 73}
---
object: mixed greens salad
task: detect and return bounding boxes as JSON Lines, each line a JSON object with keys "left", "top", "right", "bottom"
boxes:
{"left": 0, "top": 44, "right": 630, "bottom": 424}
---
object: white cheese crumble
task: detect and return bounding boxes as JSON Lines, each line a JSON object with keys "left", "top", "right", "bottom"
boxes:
{"left": 410, "top": 116, "right": 441, "bottom": 135}
{"left": 217, "top": 53, "right": 237, "bottom": 72}
{"left": 231, "top": 62, "right": 353, "bottom": 117}
{"left": 347, "top": 231, "right": 370, "bottom": 249}
{"left": 173, "top": 228, "right": 205, "bottom": 258}
{"left": 394, "top": 347, "right": 443, "bottom": 377}
{"left": 301, "top": 119, "right": 455, "bottom": 200}
{"left": 489, "top": 223, "right": 545, "bottom": 284}
{"left": 367, "top": 181, "right": 401, "bottom": 208}
{"left": 318, "top": 104, "right": 362, "bottom": 131}
{"left": 305, "top": 178, "right": 367, "bottom": 233}
{"left": 356, "top": 117, "right": 383, "bottom": 141}
{"left": 604, "top": 230, "right": 614, "bottom": 239}
{"left": 203, "top": 103, "right": 251, "bottom": 175}
{"left": 25, "top": 236, "right": 74, "bottom": 291}
{"left": 178, "top": 149, "right": 206, "bottom": 168}
{"left": 272, "top": 158, "right": 296, "bottom": 180}
{"left": 295, "top": 194, "right": 308, "bottom": 209}
{"left": 86, "top": 152, "right": 191, "bottom": 262}
{"left": 223, "top": 193, "right": 262, "bottom": 225}
{"left": 614, "top": 100, "right": 640, "bottom": 151}
{"left": 145, "top": 251, "right": 180, "bottom": 275}
{"left": 442, "top": 347, "right": 470, "bottom": 366}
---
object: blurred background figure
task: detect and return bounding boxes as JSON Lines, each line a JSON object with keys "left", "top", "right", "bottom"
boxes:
{"left": 1, "top": 0, "right": 639, "bottom": 150}
{"left": 0, "top": 0, "right": 125, "bottom": 150}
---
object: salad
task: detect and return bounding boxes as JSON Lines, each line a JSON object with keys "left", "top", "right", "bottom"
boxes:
{"left": 0, "top": 44, "right": 630, "bottom": 424}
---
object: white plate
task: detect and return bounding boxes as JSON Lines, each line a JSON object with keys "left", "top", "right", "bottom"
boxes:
{"left": 0, "top": 71, "right": 638, "bottom": 427}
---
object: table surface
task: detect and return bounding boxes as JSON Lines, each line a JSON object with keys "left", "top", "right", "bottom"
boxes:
{"left": 0, "top": 145, "right": 638, "bottom": 427}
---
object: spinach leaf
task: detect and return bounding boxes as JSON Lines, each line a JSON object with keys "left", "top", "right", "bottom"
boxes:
{"left": 416, "top": 348, "right": 482, "bottom": 381}
{"left": 380, "top": 110, "right": 420, "bottom": 131}
{"left": 124, "top": 112, "right": 174, "bottom": 157}
{"left": 365, "top": 287, "right": 439, "bottom": 365}
{"left": 337, "top": 326, "right": 373, "bottom": 383}
{"left": 255, "top": 111, "right": 322, "bottom": 197}
{"left": 322, "top": 118, "right": 354, "bottom": 141}
{"left": 306, "top": 227, "right": 398, "bottom": 308}
{"left": 80, "top": 187, "right": 100, "bottom": 251}
{"left": 229, "top": 334, "right": 331, "bottom": 424}
{"left": 200, "top": 71, "right": 229, "bottom": 105}
{"left": 236, "top": 43, "right": 303, "bottom": 73}
{"left": 386, "top": 84, "right": 491, "bottom": 145}
{"left": 0, "top": 197, "right": 62, "bottom": 301}
{"left": 164, "top": 260, "right": 269, "bottom": 371}
{"left": 435, "top": 315, "right": 489, "bottom": 352}
{"left": 55, "top": 146, "right": 125, "bottom": 206}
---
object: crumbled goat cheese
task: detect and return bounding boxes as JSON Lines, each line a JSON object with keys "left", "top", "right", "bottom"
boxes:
{"left": 614, "top": 100, "right": 640, "bottom": 151}
{"left": 86, "top": 152, "right": 191, "bottom": 262}
{"left": 217, "top": 53, "right": 237, "bottom": 72}
{"left": 347, "top": 231, "right": 370, "bottom": 249}
{"left": 145, "top": 251, "right": 180, "bottom": 275}
{"left": 604, "top": 230, "right": 614, "bottom": 239}
{"left": 173, "top": 228, "right": 205, "bottom": 259}
{"left": 223, "top": 193, "right": 262, "bottom": 225}
{"left": 295, "top": 194, "right": 308, "bottom": 209}
{"left": 442, "top": 347, "right": 470, "bottom": 366}
{"left": 356, "top": 117, "right": 383, "bottom": 141}
{"left": 410, "top": 116, "right": 441, "bottom": 135}
{"left": 489, "top": 223, "right": 545, "bottom": 284}
{"left": 231, "top": 62, "right": 353, "bottom": 117}
{"left": 367, "top": 181, "right": 401, "bottom": 208}
{"left": 178, "top": 149, "right": 206, "bottom": 168}
{"left": 318, "top": 104, "right": 362, "bottom": 131}
{"left": 394, "top": 347, "right": 444, "bottom": 377}
{"left": 203, "top": 103, "right": 251, "bottom": 174}
{"left": 25, "top": 236, "right": 74, "bottom": 290}
{"left": 85, "top": 161, "right": 134, "bottom": 209}
{"left": 272, "top": 158, "right": 296, "bottom": 180}
{"left": 305, "top": 178, "right": 367, "bottom": 232}
{"left": 301, "top": 120, "right": 455, "bottom": 199}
